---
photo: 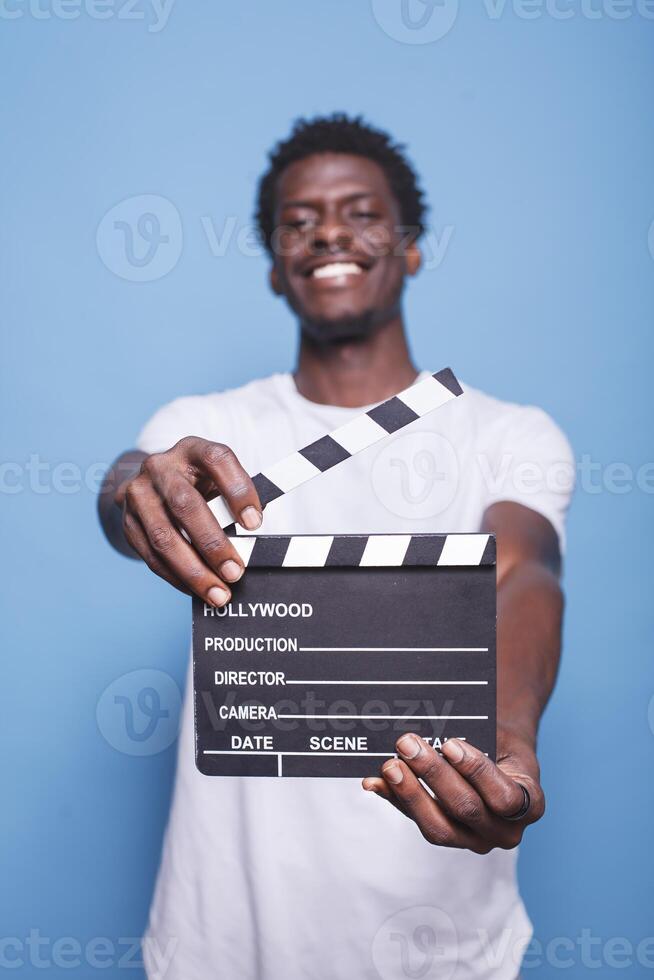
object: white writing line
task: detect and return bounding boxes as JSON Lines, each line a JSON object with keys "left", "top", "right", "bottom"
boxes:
{"left": 204, "top": 750, "right": 396, "bottom": 757}
{"left": 277, "top": 714, "right": 488, "bottom": 720}
{"left": 284, "top": 679, "right": 488, "bottom": 686}
{"left": 298, "top": 647, "right": 489, "bottom": 653}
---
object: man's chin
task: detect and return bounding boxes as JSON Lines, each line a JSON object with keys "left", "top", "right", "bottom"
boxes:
{"left": 299, "top": 309, "right": 379, "bottom": 346}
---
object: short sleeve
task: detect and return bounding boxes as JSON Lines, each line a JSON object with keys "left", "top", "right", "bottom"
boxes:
{"left": 136, "top": 395, "right": 227, "bottom": 455}
{"left": 485, "top": 407, "right": 575, "bottom": 552}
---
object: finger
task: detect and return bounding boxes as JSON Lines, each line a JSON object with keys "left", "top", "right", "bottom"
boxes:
{"left": 155, "top": 473, "right": 246, "bottom": 585}
{"left": 123, "top": 511, "right": 191, "bottom": 595}
{"left": 362, "top": 775, "right": 408, "bottom": 816}
{"left": 379, "top": 759, "right": 491, "bottom": 853}
{"left": 395, "top": 733, "right": 509, "bottom": 840}
{"left": 441, "top": 739, "right": 532, "bottom": 820}
{"left": 125, "top": 477, "right": 232, "bottom": 607}
{"left": 176, "top": 440, "right": 263, "bottom": 531}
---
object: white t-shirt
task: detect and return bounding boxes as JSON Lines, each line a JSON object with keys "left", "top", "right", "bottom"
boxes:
{"left": 137, "top": 372, "right": 574, "bottom": 980}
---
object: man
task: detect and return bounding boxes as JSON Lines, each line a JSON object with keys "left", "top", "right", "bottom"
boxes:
{"left": 99, "top": 115, "right": 573, "bottom": 979}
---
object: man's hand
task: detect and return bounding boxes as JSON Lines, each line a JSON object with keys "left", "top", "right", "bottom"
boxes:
{"left": 362, "top": 728, "right": 544, "bottom": 854}
{"left": 113, "top": 437, "right": 262, "bottom": 607}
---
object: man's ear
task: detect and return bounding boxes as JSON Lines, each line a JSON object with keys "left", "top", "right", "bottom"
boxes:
{"left": 406, "top": 242, "right": 422, "bottom": 277}
{"left": 269, "top": 264, "right": 283, "bottom": 296}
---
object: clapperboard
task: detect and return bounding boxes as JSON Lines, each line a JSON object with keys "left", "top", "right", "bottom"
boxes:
{"left": 193, "top": 369, "right": 496, "bottom": 778}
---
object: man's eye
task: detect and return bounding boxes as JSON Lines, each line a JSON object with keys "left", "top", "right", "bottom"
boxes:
{"left": 286, "top": 218, "right": 315, "bottom": 230}
{"left": 352, "top": 211, "right": 380, "bottom": 220}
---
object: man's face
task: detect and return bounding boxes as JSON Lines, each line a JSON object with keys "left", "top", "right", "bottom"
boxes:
{"left": 269, "top": 153, "right": 420, "bottom": 344}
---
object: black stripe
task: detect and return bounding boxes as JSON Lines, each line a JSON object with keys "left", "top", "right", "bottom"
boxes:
{"left": 480, "top": 534, "right": 496, "bottom": 566}
{"left": 252, "top": 472, "right": 285, "bottom": 508}
{"left": 325, "top": 535, "right": 368, "bottom": 567}
{"left": 366, "top": 396, "right": 419, "bottom": 433}
{"left": 403, "top": 534, "right": 446, "bottom": 566}
{"left": 249, "top": 536, "right": 291, "bottom": 567}
{"left": 299, "top": 435, "right": 351, "bottom": 472}
{"left": 432, "top": 367, "right": 463, "bottom": 397}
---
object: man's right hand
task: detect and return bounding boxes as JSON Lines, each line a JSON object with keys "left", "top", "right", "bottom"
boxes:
{"left": 112, "top": 437, "right": 262, "bottom": 607}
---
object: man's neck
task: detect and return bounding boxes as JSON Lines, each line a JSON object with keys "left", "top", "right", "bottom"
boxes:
{"left": 293, "top": 315, "right": 418, "bottom": 408}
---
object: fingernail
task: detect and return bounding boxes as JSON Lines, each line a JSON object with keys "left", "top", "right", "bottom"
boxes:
{"left": 240, "top": 506, "right": 262, "bottom": 531}
{"left": 382, "top": 761, "right": 403, "bottom": 785}
{"left": 220, "top": 560, "right": 243, "bottom": 583}
{"left": 396, "top": 734, "right": 421, "bottom": 759}
{"left": 442, "top": 739, "right": 465, "bottom": 763}
{"left": 207, "top": 585, "right": 230, "bottom": 608}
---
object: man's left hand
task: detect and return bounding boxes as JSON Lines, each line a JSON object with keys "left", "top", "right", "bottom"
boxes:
{"left": 362, "top": 729, "right": 545, "bottom": 854}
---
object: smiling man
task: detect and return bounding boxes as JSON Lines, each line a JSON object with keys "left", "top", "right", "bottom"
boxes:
{"left": 99, "top": 115, "right": 574, "bottom": 980}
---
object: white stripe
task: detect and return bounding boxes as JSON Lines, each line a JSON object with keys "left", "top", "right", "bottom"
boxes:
{"left": 360, "top": 534, "right": 411, "bottom": 567}
{"left": 262, "top": 451, "right": 321, "bottom": 494}
{"left": 399, "top": 374, "right": 456, "bottom": 416}
{"left": 330, "top": 413, "right": 387, "bottom": 455}
{"left": 208, "top": 495, "right": 235, "bottom": 528}
{"left": 282, "top": 535, "right": 334, "bottom": 567}
{"left": 438, "top": 534, "right": 489, "bottom": 567}
{"left": 230, "top": 537, "right": 257, "bottom": 566}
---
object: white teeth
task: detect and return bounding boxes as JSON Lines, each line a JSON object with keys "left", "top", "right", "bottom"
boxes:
{"left": 311, "top": 262, "right": 363, "bottom": 280}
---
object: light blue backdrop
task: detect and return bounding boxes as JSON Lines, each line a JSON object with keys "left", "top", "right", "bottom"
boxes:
{"left": 2, "top": 1, "right": 653, "bottom": 976}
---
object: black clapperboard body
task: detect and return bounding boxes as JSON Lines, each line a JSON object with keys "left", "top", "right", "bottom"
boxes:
{"left": 192, "top": 370, "right": 497, "bottom": 777}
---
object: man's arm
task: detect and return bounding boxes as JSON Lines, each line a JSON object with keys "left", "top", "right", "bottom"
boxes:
{"left": 362, "top": 501, "right": 565, "bottom": 853}
{"left": 97, "top": 438, "right": 264, "bottom": 607}
{"left": 490, "top": 500, "right": 563, "bottom": 753}
{"left": 98, "top": 450, "right": 147, "bottom": 558}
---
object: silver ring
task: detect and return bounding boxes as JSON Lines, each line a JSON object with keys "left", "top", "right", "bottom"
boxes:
{"left": 505, "top": 784, "right": 530, "bottom": 822}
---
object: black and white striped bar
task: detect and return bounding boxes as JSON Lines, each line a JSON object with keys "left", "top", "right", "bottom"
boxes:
{"left": 228, "top": 533, "right": 495, "bottom": 569}
{"left": 209, "top": 367, "right": 462, "bottom": 530}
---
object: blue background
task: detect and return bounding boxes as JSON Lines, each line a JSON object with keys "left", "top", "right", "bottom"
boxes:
{"left": 2, "top": 1, "right": 653, "bottom": 975}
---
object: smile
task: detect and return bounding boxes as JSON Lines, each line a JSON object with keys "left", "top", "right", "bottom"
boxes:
{"left": 309, "top": 261, "right": 365, "bottom": 280}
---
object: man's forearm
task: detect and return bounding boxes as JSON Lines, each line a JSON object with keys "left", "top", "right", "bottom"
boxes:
{"left": 98, "top": 450, "right": 146, "bottom": 558}
{"left": 496, "top": 559, "right": 564, "bottom": 747}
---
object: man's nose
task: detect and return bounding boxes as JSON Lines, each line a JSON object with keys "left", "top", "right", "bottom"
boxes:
{"left": 311, "top": 215, "right": 354, "bottom": 253}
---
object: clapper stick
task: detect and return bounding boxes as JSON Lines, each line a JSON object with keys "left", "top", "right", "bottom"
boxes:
{"left": 208, "top": 367, "right": 463, "bottom": 533}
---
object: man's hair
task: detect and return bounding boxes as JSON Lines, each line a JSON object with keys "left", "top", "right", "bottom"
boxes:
{"left": 255, "top": 113, "right": 427, "bottom": 255}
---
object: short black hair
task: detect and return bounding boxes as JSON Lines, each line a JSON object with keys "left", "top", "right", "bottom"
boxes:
{"left": 256, "top": 113, "right": 427, "bottom": 255}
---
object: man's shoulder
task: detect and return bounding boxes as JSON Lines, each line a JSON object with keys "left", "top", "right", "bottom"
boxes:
{"left": 154, "top": 373, "right": 290, "bottom": 422}
{"left": 136, "top": 374, "right": 289, "bottom": 453}
{"left": 458, "top": 380, "right": 570, "bottom": 448}
{"left": 459, "top": 379, "right": 542, "bottom": 419}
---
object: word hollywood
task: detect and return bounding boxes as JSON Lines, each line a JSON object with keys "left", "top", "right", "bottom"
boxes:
{"left": 205, "top": 601, "right": 313, "bottom": 618}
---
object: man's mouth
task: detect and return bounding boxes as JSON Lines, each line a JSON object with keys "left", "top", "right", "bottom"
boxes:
{"left": 303, "top": 259, "right": 371, "bottom": 281}
{"left": 311, "top": 261, "right": 363, "bottom": 280}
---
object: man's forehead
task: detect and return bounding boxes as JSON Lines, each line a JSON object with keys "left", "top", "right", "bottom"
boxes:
{"left": 275, "top": 152, "right": 393, "bottom": 208}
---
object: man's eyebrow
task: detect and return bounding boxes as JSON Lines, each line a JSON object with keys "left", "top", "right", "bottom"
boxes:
{"left": 280, "top": 192, "right": 378, "bottom": 210}
{"left": 280, "top": 199, "right": 319, "bottom": 210}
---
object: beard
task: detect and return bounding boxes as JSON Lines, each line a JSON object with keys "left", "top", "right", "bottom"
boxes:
{"left": 299, "top": 307, "right": 380, "bottom": 347}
